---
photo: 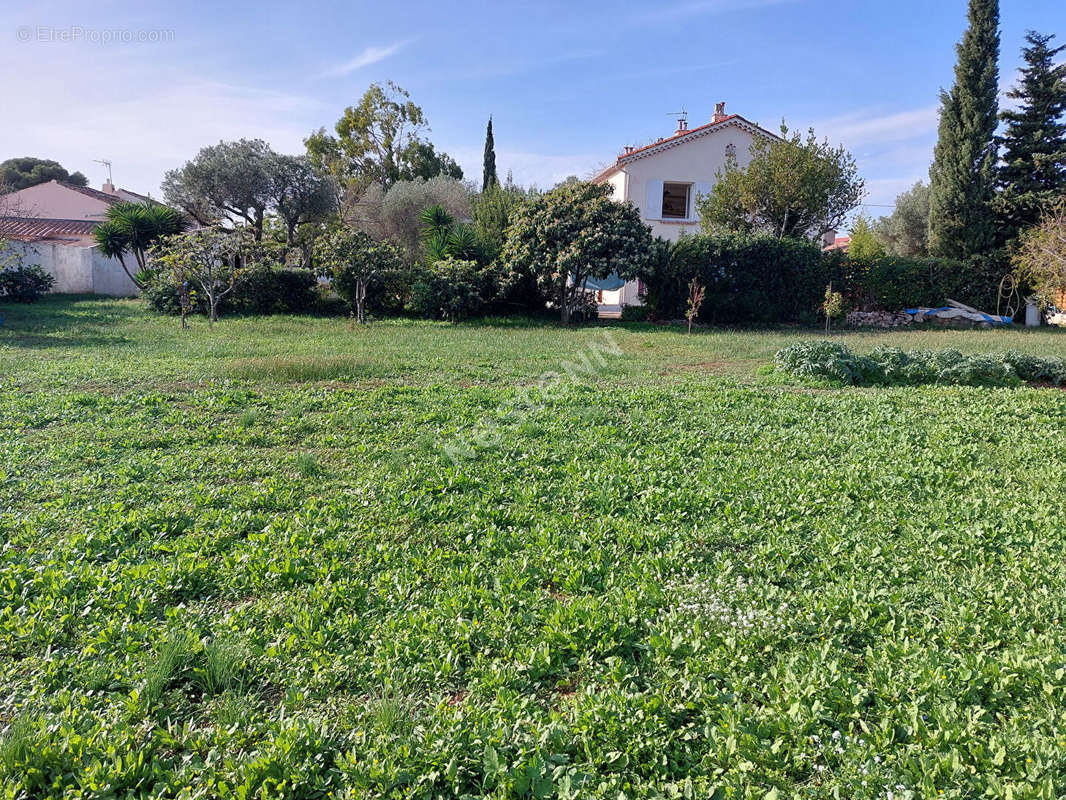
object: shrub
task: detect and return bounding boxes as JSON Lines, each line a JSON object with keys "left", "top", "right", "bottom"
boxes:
{"left": 773, "top": 340, "right": 1057, "bottom": 387}
{"left": 640, "top": 234, "right": 1011, "bottom": 325}
{"left": 501, "top": 181, "right": 655, "bottom": 323}
{"left": 643, "top": 234, "right": 832, "bottom": 324}
{"left": 854, "top": 251, "right": 1009, "bottom": 312}
{"left": 142, "top": 266, "right": 319, "bottom": 316}
{"left": 620, "top": 304, "right": 651, "bottom": 322}
{"left": 316, "top": 229, "right": 405, "bottom": 323}
{"left": 227, "top": 267, "right": 318, "bottom": 314}
{"left": 410, "top": 258, "right": 494, "bottom": 321}
{"left": 0, "top": 263, "right": 55, "bottom": 302}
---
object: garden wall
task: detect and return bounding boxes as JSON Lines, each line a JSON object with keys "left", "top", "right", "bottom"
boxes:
{"left": 13, "top": 241, "right": 139, "bottom": 296}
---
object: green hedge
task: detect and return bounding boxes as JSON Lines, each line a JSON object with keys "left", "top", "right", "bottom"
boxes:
{"left": 640, "top": 234, "right": 1012, "bottom": 324}
{"left": 143, "top": 266, "right": 320, "bottom": 316}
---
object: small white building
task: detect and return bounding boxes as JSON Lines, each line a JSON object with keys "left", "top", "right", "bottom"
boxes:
{"left": 0, "top": 179, "right": 154, "bottom": 296}
{"left": 591, "top": 103, "right": 780, "bottom": 315}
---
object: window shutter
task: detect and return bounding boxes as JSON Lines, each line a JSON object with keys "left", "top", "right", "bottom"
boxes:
{"left": 693, "top": 182, "right": 714, "bottom": 220}
{"left": 645, "top": 180, "right": 663, "bottom": 220}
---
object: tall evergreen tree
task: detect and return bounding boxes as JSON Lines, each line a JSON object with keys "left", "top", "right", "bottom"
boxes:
{"left": 996, "top": 31, "right": 1066, "bottom": 241}
{"left": 482, "top": 116, "right": 498, "bottom": 192}
{"left": 927, "top": 0, "right": 1000, "bottom": 258}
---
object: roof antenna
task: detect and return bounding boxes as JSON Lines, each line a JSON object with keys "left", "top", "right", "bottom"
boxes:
{"left": 667, "top": 109, "right": 688, "bottom": 133}
{"left": 93, "top": 159, "right": 113, "bottom": 185}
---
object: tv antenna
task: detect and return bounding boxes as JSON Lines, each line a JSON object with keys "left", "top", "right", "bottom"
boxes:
{"left": 667, "top": 109, "right": 688, "bottom": 130}
{"left": 93, "top": 159, "right": 113, "bottom": 183}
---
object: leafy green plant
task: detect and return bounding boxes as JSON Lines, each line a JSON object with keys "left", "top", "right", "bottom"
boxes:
{"left": 410, "top": 258, "right": 493, "bottom": 322}
{"left": 774, "top": 340, "right": 1053, "bottom": 387}
{"left": 5, "top": 298, "right": 1066, "bottom": 798}
{"left": 0, "top": 260, "right": 54, "bottom": 303}
{"left": 821, "top": 283, "right": 844, "bottom": 333}
{"left": 315, "top": 228, "right": 404, "bottom": 324}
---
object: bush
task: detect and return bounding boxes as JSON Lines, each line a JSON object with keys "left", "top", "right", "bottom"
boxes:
{"left": 501, "top": 181, "right": 655, "bottom": 323}
{"left": 227, "top": 267, "right": 318, "bottom": 314}
{"left": 320, "top": 231, "right": 406, "bottom": 322}
{"left": 0, "top": 263, "right": 55, "bottom": 302}
{"left": 773, "top": 340, "right": 1061, "bottom": 387}
{"left": 410, "top": 258, "right": 494, "bottom": 322}
{"left": 640, "top": 234, "right": 1011, "bottom": 325}
{"left": 643, "top": 234, "right": 832, "bottom": 325}
{"left": 853, "top": 251, "right": 1009, "bottom": 313}
{"left": 142, "top": 266, "right": 319, "bottom": 316}
{"left": 620, "top": 304, "right": 651, "bottom": 322}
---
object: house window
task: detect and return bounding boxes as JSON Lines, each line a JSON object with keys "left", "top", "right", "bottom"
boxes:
{"left": 661, "top": 183, "right": 690, "bottom": 219}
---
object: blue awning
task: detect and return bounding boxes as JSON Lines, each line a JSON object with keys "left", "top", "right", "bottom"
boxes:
{"left": 578, "top": 272, "right": 626, "bottom": 292}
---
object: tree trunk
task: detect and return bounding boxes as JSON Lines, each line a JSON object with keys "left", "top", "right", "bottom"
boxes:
{"left": 115, "top": 253, "right": 144, "bottom": 291}
{"left": 356, "top": 278, "right": 367, "bottom": 324}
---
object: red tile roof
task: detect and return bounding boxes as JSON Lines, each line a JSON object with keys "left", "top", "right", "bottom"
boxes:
{"left": 0, "top": 216, "right": 99, "bottom": 242}
{"left": 593, "top": 114, "right": 781, "bottom": 184}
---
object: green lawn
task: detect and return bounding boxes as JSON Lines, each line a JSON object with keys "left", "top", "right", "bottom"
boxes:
{"left": 3, "top": 297, "right": 1066, "bottom": 798}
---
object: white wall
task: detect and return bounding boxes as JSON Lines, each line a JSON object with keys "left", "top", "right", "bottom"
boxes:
{"left": 12, "top": 241, "right": 139, "bottom": 296}
{"left": 618, "top": 124, "right": 758, "bottom": 242}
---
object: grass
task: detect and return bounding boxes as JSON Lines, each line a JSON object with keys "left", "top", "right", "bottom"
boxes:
{"left": 2, "top": 296, "right": 1066, "bottom": 798}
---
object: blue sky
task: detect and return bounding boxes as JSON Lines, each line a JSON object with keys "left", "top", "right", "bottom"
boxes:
{"left": 4, "top": 0, "right": 1063, "bottom": 228}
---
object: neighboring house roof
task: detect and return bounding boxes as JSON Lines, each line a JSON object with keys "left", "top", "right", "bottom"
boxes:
{"left": 56, "top": 181, "right": 154, "bottom": 205}
{"left": 593, "top": 113, "right": 781, "bottom": 184}
{"left": 0, "top": 216, "right": 99, "bottom": 243}
{"left": 823, "top": 236, "right": 851, "bottom": 253}
{"left": 0, "top": 180, "right": 156, "bottom": 223}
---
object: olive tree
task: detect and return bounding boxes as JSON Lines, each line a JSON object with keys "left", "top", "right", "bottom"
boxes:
{"left": 162, "top": 139, "right": 275, "bottom": 239}
{"left": 698, "top": 125, "right": 865, "bottom": 241}
{"left": 501, "top": 181, "right": 655, "bottom": 323}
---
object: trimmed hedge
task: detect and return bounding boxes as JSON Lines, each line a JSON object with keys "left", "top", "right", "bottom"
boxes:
{"left": 774, "top": 340, "right": 1066, "bottom": 387}
{"left": 143, "top": 266, "right": 320, "bottom": 316}
{"left": 640, "top": 234, "right": 1012, "bottom": 324}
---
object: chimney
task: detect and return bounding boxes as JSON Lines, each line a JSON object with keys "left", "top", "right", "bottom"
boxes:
{"left": 675, "top": 117, "right": 688, "bottom": 136}
{"left": 102, "top": 180, "right": 117, "bottom": 195}
{"left": 712, "top": 102, "right": 727, "bottom": 123}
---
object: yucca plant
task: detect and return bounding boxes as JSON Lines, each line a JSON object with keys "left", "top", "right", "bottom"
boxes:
{"left": 94, "top": 202, "right": 188, "bottom": 289}
{"left": 419, "top": 204, "right": 482, "bottom": 264}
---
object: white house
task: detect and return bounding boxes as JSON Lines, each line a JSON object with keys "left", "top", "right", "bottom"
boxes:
{"left": 0, "top": 179, "right": 154, "bottom": 295}
{"left": 590, "top": 102, "right": 780, "bottom": 315}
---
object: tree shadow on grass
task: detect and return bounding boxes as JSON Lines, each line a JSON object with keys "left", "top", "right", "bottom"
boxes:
{"left": 0, "top": 295, "right": 136, "bottom": 349}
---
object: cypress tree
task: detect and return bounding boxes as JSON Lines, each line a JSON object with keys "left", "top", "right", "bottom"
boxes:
{"left": 928, "top": 0, "right": 1000, "bottom": 258}
{"left": 482, "top": 116, "right": 498, "bottom": 192}
{"left": 997, "top": 31, "right": 1066, "bottom": 241}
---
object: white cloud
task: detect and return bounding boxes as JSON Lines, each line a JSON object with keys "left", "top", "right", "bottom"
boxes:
{"left": 0, "top": 42, "right": 322, "bottom": 197}
{"left": 816, "top": 106, "right": 939, "bottom": 148}
{"left": 628, "top": 0, "right": 797, "bottom": 24}
{"left": 320, "top": 39, "right": 415, "bottom": 78}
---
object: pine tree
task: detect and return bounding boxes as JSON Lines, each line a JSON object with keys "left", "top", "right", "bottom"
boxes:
{"left": 848, "top": 214, "right": 885, "bottom": 262}
{"left": 928, "top": 0, "right": 1000, "bottom": 258}
{"left": 997, "top": 31, "right": 1066, "bottom": 241}
{"left": 482, "top": 116, "right": 498, "bottom": 192}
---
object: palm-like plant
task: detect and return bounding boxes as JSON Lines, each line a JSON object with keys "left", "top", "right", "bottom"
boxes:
{"left": 94, "top": 202, "right": 188, "bottom": 289}
{"left": 419, "top": 204, "right": 481, "bottom": 263}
